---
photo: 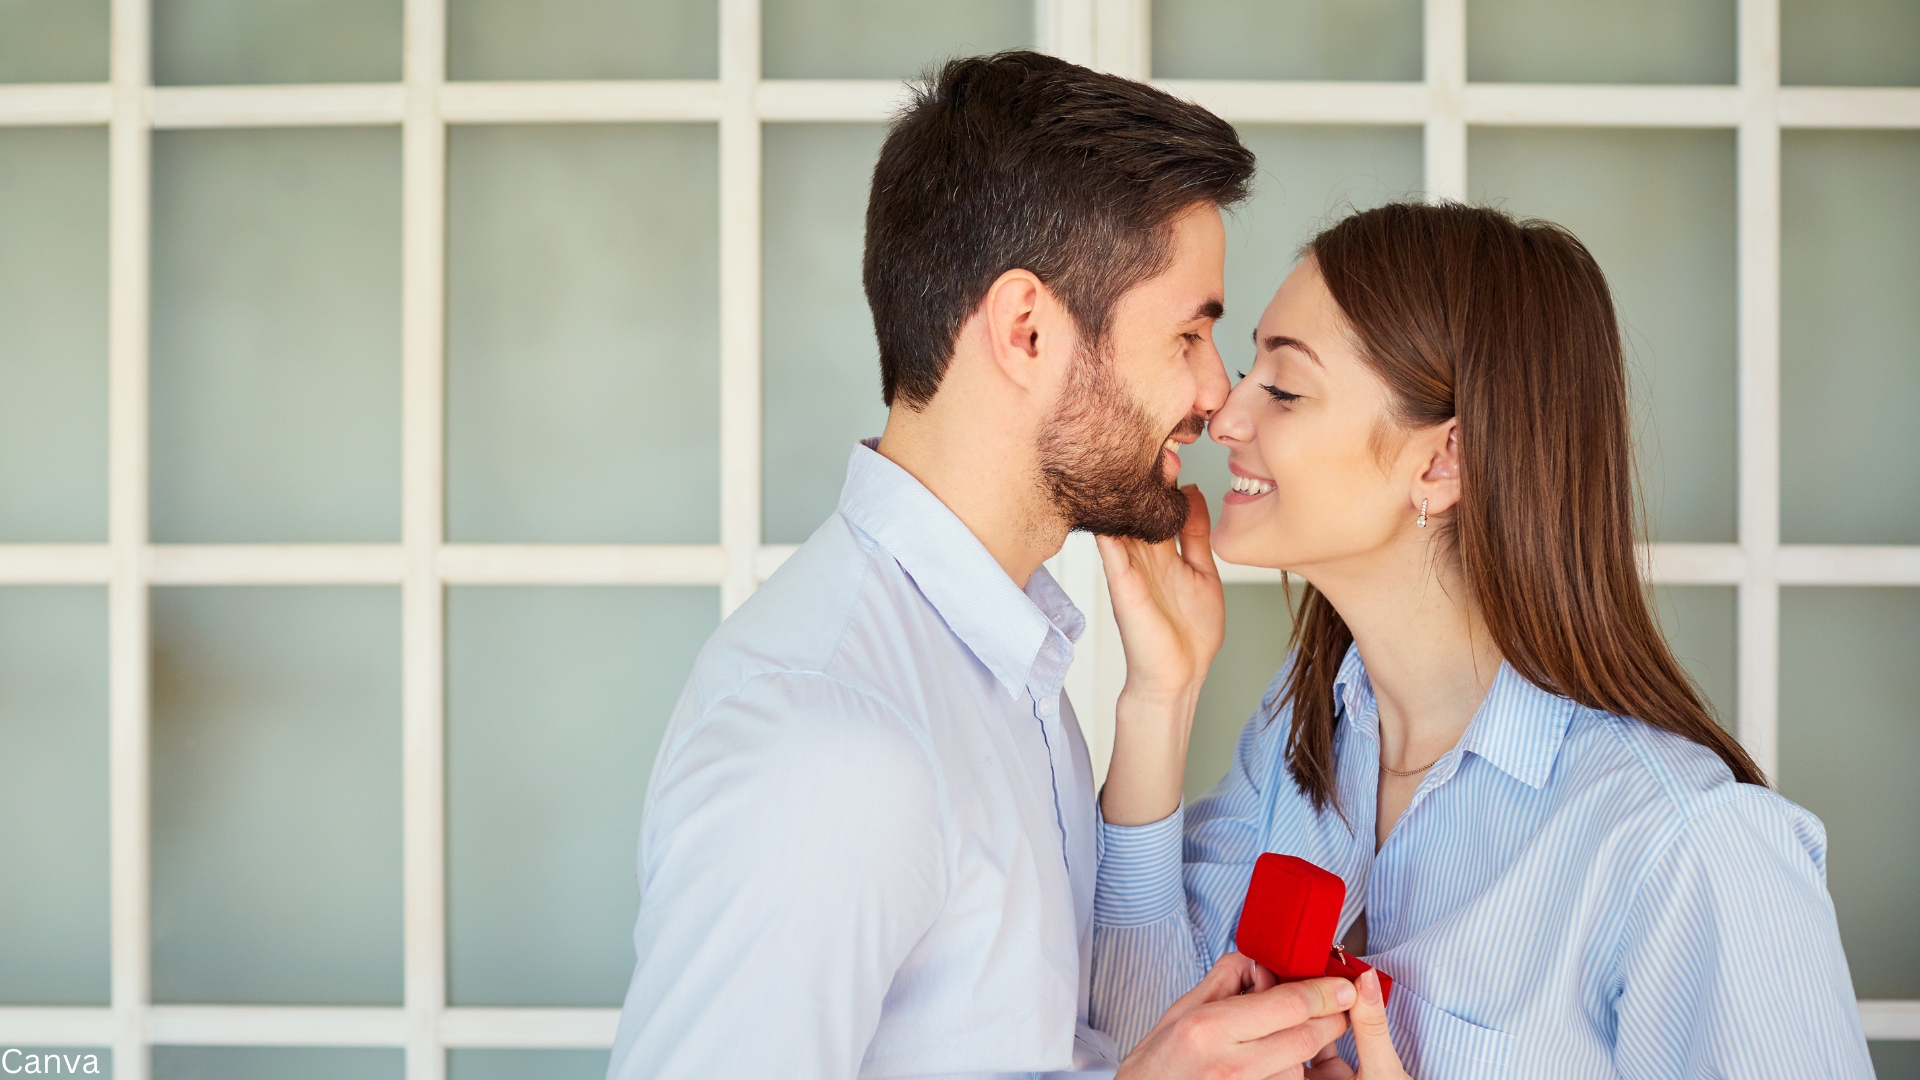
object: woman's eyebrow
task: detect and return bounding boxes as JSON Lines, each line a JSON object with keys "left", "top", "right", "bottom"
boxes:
{"left": 1253, "top": 331, "right": 1323, "bottom": 367}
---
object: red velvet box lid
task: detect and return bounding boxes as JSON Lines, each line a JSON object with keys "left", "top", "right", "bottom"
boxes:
{"left": 1236, "top": 853, "right": 1393, "bottom": 1004}
{"left": 1235, "top": 853, "right": 1345, "bottom": 981}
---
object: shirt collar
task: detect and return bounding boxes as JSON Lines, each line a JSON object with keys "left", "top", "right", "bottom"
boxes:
{"left": 837, "top": 440, "right": 1083, "bottom": 700}
{"left": 1455, "top": 662, "right": 1578, "bottom": 789}
{"left": 1334, "top": 641, "right": 1575, "bottom": 789}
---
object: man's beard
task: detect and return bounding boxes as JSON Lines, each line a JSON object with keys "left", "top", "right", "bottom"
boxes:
{"left": 1036, "top": 342, "right": 1203, "bottom": 543}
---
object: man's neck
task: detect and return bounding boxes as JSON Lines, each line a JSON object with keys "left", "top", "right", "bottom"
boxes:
{"left": 875, "top": 411, "right": 1065, "bottom": 589}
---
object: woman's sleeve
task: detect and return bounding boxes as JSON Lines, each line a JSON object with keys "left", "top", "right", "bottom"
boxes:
{"left": 1609, "top": 789, "right": 1874, "bottom": 1079}
{"left": 1089, "top": 689, "right": 1283, "bottom": 1054}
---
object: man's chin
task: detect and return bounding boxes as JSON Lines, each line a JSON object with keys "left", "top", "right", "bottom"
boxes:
{"left": 1070, "top": 487, "right": 1190, "bottom": 543}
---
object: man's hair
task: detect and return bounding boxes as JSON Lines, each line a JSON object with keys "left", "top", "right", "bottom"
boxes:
{"left": 863, "top": 51, "right": 1256, "bottom": 409}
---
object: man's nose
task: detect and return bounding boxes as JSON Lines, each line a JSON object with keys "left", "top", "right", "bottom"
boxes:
{"left": 1193, "top": 345, "right": 1231, "bottom": 418}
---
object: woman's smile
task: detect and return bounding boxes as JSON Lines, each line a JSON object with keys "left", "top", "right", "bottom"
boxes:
{"left": 1223, "top": 460, "right": 1276, "bottom": 503}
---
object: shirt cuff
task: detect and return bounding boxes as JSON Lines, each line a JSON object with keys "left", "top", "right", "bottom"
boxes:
{"left": 1093, "top": 802, "right": 1185, "bottom": 927}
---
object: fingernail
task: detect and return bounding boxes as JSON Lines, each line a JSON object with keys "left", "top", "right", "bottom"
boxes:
{"left": 1360, "top": 970, "right": 1381, "bottom": 1005}
{"left": 1334, "top": 980, "right": 1357, "bottom": 1008}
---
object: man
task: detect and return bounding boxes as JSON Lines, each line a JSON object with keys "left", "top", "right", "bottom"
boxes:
{"left": 608, "top": 51, "right": 1355, "bottom": 1079}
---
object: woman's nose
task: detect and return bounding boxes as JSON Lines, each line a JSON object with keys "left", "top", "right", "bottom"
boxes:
{"left": 1208, "top": 380, "right": 1255, "bottom": 445}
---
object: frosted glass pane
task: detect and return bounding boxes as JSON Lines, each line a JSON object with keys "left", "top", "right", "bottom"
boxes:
{"left": 0, "top": 127, "right": 107, "bottom": 541}
{"left": 1187, "top": 584, "right": 1296, "bottom": 800}
{"left": 151, "top": 587, "right": 402, "bottom": 1005}
{"left": 1470, "top": 128, "right": 1736, "bottom": 543}
{"left": 1, "top": 1050, "right": 109, "bottom": 1078}
{"left": 448, "top": 0, "right": 716, "bottom": 80}
{"left": 154, "top": 1048, "right": 401, "bottom": 1080}
{"left": 1650, "top": 585, "right": 1735, "bottom": 730}
{"left": 762, "top": 0, "right": 1030, "bottom": 79}
{"left": 0, "top": 0, "right": 108, "bottom": 82}
{"left": 447, "top": 586, "right": 717, "bottom": 1006}
{"left": 762, "top": 124, "right": 888, "bottom": 543}
{"left": 1778, "top": 587, "right": 1920, "bottom": 1000}
{"left": 151, "top": 128, "right": 401, "bottom": 543}
{"left": 1783, "top": 0, "right": 1920, "bottom": 86}
{"left": 448, "top": 1050, "right": 610, "bottom": 1080}
{"left": 1153, "top": 0, "right": 1420, "bottom": 81}
{"left": 447, "top": 125, "right": 718, "bottom": 544}
{"left": 1871, "top": 1041, "right": 1920, "bottom": 1080}
{"left": 1781, "top": 131, "right": 1920, "bottom": 544}
{"left": 1468, "top": 0, "right": 1734, "bottom": 84}
{"left": 0, "top": 588, "right": 108, "bottom": 1005}
{"left": 1183, "top": 126, "right": 1424, "bottom": 516}
{"left": 153, "top": 0, "right": 401, "bottom": 85}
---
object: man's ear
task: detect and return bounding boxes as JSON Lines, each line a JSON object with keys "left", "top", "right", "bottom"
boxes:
{"left": 1412, "top": 418, "right": 1462, "bottom": 518}
{"left": 981, "top": 268, "right": 1064, "bottom": 392}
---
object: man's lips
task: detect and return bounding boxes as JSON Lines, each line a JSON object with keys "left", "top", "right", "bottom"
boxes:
{"left": 1160, "top": 415, "right": 1207, "bottom": 479}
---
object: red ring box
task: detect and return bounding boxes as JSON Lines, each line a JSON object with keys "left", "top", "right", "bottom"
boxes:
{"left": 1235, "top": 853, "right": 1392, "bottom": 1004}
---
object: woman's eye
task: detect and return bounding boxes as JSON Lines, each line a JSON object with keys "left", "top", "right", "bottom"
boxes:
{"left": 1260, "top": 383, "right": 1300, "bottom": 403}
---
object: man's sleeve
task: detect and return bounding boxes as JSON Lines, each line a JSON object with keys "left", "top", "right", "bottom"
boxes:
{"left": 1610, "top": 790, "right": 1873, "bottom": 1079}
{"left": 606, "top": 672, "right": 947, "bottom": 1080}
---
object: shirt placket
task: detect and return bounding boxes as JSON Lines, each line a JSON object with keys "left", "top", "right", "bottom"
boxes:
{"left": 1027, "top": 632, "right": 1076, "bottom": 872}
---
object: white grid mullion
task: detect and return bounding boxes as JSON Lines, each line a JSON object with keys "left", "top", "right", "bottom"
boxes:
{"left": 400, "top": 0, "right": 448, "bottom": 1079}
{"left": 105, "top": 0, "right": 152, "bottom": 1076}
{"left": 1422, "top": 0, "right": 1467, "bottom": 201}
{"left": 718, "top": 0, "right": 762, "bottom": 616}
{"left": 1736, "top": 0, "right": 1783, "bottom": 781}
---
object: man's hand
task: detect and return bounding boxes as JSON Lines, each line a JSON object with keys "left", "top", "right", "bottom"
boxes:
{"left": 1117, "top": 954, "right": 1354, "bottom": 1080}
{"left": 1304, "top": 970, "right": 1409, "bottom": 1079}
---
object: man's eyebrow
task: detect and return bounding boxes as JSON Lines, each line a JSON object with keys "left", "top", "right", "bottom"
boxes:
{"left": 1255, "top": 331, "right": 1323, "bottom": 367}
{"left": 1191, "top": 299, "right": 1224, "bottom": 322}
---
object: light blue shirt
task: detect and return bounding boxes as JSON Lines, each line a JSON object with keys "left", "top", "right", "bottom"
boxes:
{"left": 1091, "top": 645, "right": 1874, "bottom": 1078}
{"left": 609, "top": 441, "right": 1120, "bottom": 1080}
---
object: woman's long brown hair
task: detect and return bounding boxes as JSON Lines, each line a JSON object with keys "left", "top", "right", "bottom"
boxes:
{"left": 1276, "top": 202, "right": 1765, "bottom": 811}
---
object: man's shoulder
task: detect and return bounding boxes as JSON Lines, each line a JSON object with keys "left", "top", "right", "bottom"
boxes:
{"left": 661, "top": 512, "right": 961, "bottom": 765}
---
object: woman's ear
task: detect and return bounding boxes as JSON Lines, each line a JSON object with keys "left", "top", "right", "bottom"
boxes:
{"left": 1413, "top": 418, "right": 1462, "bottom": 517}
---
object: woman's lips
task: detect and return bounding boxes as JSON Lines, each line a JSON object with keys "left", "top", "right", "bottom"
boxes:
{"left": 1223, "top": 467, "right": 1276, "bottom": 505}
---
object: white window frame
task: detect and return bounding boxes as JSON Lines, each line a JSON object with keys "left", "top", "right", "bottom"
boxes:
{"left": 0, "top": 0, "right": 1915, "bottom": 1074}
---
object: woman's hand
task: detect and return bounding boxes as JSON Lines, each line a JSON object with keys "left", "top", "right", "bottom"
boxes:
{"left": 1098, "top": 485, "right": 1226, "bottom": 698}
{"left": 1098, "top": 485, "right": 1225, "bottom": 825}
{"left": 1305, "top": 971, "right": 1410, "bottom": 1079}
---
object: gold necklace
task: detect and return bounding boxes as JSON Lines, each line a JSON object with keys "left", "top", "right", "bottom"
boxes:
{"left": 1380, "top": 755, "right": 1439, "bottom": 777}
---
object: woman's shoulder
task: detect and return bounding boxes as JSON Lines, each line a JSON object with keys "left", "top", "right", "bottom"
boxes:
{"left": 1565, "top": 707, "right": 1827, "bottom": 875}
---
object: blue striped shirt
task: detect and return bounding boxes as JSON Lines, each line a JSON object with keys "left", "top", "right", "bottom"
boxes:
{"left": 1091, "top": 645, "right": 1873, "bottom": 1078}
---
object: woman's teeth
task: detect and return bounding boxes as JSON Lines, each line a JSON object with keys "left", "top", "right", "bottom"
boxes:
{"left": 1230, "top": 475, "right": 1275, "bottom": 496}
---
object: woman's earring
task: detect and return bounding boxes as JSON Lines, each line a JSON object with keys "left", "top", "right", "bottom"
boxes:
{"left": 1417, "top": 498, "right": 1428, "bottom": 528}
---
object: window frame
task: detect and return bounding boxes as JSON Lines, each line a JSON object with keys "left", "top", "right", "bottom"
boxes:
{"left": 0, "top": 0, "right": 1916, "bottom": 1073}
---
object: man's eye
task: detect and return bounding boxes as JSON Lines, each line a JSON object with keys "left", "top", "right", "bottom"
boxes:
{"left": 1182, "top": 333, "right": 1203, "bottom": 345}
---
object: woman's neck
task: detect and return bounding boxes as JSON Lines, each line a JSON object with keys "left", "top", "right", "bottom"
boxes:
{"left": 1307, "top": 544, "right": 1504, "bottom": 773}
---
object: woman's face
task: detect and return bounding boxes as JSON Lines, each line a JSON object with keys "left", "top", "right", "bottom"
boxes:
{"left": 1209, "top": 259, "right": 1442, "bottom": 575}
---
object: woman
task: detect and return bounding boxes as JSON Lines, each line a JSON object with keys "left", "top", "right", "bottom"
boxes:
{"left": 1088, "top": 203, "right": 1871, "bottom": 1077}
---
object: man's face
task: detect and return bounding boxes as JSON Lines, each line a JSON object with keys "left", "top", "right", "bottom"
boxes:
{"left": 1037, "top": 204, "right": 1231, "bottom": 541}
